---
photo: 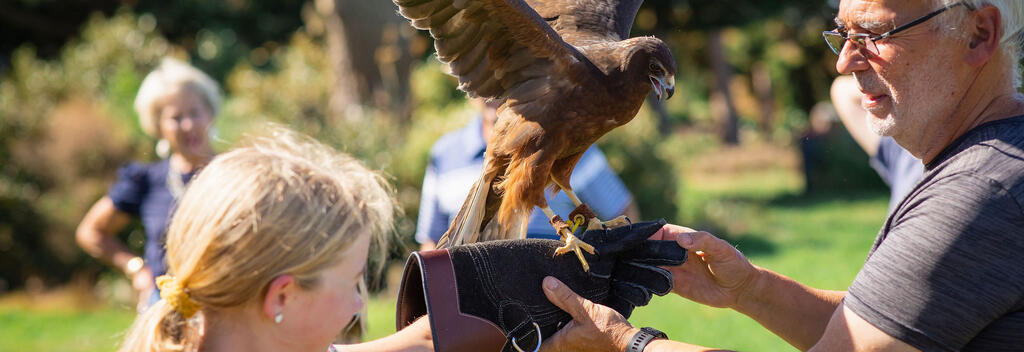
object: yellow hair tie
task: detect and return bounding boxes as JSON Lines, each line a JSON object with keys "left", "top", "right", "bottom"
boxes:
{"left": 156, "top": 275, "right": 200, "bottom": 318}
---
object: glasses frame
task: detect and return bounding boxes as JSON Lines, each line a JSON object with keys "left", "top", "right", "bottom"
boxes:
{"left": 823, "top": 1, "right": 975, "bottom": 55}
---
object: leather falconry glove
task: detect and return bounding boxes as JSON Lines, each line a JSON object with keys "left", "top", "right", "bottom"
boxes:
{"left": 396, "top": 219, "right": 686, "bottom": 352}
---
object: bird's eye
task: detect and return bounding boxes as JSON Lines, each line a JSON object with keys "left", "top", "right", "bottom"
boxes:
{"left": 649, "top": 63, "right": 661, "bottom": 74}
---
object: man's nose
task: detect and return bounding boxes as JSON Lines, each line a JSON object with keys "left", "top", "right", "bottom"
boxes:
{"left": 836, "top": 41, "right": 869, "bottom": 74}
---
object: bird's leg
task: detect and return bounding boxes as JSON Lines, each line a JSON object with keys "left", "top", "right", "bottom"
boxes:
{"left": 541, "top": 206, "right": 595, "bottom": 271}
{"left": 550, "top": 176, "right": 631, "bottom": 231}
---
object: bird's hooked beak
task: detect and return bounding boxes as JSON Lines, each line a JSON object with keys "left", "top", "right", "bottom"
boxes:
{"left": 650, "top": 74, "right": 675, "bottom": 101}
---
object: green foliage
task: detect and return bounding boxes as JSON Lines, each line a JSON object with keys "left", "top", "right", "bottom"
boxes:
{"left": 0, "top": 10, "right": 175, "bottom": 288}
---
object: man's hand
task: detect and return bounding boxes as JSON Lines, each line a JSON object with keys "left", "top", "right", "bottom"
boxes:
{"left": 650, "top": 224, "right": 761, "bottom": 309}
{"left": 539, "top": 277, "right": 638, "bottom": 352}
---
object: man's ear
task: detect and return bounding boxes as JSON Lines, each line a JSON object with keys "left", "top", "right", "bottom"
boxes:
{"left": 966, "top": 6, "right": 1003, "bottom": 66}
{"left": 263, "top": 274, "right": 296, "bottom": 322}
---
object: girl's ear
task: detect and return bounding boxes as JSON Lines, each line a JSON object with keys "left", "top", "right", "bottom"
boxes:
{"left": 263, "top": 274, "right": 296, "bottom": 322}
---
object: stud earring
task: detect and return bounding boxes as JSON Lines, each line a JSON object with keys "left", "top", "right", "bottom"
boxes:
{"left": 274, "top": 313, "right": 283, "bottom": 324}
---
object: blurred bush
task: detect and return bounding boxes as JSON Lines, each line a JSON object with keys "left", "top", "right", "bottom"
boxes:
{"left": 0, "top": 10, "right": 173, "bottom": 291}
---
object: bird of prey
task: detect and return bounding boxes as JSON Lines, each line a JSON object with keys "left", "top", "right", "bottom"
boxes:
{"left": 395, "top": 0, "right": 675, "bottom": 271}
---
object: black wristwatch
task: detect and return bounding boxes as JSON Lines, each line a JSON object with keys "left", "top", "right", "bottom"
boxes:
{"left": 625, "top": 327, "right": 668, "bottom": 352}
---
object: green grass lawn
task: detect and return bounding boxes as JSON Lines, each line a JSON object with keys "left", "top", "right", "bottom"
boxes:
{"left": 0, "top": 304, "right": 136, "bottom": 352}
{"left": 0, "top": 148, "right": 889, "bottom": 352}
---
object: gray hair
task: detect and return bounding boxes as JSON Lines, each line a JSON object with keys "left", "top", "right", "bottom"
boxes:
{"left": 932, "top": 0, "right": 1024, "bottom": 87}
{"left": 134, "top": 57, "right": 222, "bottom": 136}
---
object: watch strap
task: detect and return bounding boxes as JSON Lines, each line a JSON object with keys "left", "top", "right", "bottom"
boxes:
{"left": 625, "top": 327, "right": 667, "bottom": 352}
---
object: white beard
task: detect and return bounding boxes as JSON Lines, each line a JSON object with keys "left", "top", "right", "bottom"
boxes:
{"left": 867, "top": 110, "right": 897, "bottom": 136}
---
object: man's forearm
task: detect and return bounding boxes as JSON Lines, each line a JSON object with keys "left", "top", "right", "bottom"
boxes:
{"left": 734, "top": 267, "right": 845, "bottom": 350}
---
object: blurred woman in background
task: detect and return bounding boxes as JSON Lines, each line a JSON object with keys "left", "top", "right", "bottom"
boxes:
{"left": 118, "top": 128, "right": 431, "bottom": 352}
{"left": 77, "top": 57, "right": 219, "bottom": 311}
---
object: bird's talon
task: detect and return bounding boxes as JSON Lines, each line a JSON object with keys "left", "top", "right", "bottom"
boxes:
{"left": 600, "top": 215, "right": 632, "bottom": 229}
{"left": 579, "top": 241, "right": 595, "bottom": 254}
{"left": 555, "top": 233, "right": 594, "bottom": 271}
{"left": 553, "top": 245, "right": 571, "bottom": 255}
{"left": 574, "top": 248, "right": 590, "bottom": 272}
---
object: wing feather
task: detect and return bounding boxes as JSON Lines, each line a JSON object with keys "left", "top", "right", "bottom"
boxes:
{"left": 449, "top": 41, "right": 489, "bottom": 76}
{"left": 527, "top": 0, "right": 643, "bottom": 46}
{"left": 394, "top": 0, "right": 591, "bottom": 100}
{"left": 494, "top": 47, "right": 535, "bottom": 80}
{"left": 395, "top": 0, "right": 434, "bottom": 7}
{"left": 435, "top": 23, "right": 485, "bottom": 61}
{"left": 399, "top": 0, "right": 451, "bottom": 23}
{"left": 429, "top": 10, "right": 472, "bottom": 38}
{"left": 475, "top": 76, "right": 504, "bottom": 97}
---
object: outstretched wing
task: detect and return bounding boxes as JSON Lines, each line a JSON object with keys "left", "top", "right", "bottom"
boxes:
{"left": 526, "top": 0, "right": 643, "bottom": 46}
{"left": 394, "top": 0, "right": 591, "bottom": 100}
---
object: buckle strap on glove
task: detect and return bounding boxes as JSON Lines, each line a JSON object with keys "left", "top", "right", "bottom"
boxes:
{"left": 396, "top": 248, "right": 507, "bottom": 351}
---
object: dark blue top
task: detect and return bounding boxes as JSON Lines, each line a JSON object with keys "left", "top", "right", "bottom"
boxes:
{"left": 415, "top": 116, "right": 633, "bottom": 243}
{"left": 869, "top": 136, "right": 924, "bottom": 212}
{"left": 108, "top": 159, "right": 195, "bottom": 279}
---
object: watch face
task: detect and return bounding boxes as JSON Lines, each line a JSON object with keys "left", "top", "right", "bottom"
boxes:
{"left": 641, "top": 327, "right": 668, "bottom": 339}
{"left": 126, "top": 257, "right": 144, "bottom": 274}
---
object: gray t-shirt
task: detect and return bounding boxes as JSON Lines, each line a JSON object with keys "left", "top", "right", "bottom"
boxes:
{"left": 846, "top": 116, "right": 1024, "bottom": 351}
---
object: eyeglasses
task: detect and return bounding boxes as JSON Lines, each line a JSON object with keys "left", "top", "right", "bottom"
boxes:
{"left": 823, "top": 1, "right": 975, "bottom": 55}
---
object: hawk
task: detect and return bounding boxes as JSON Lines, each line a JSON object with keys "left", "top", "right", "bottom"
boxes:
{"left": 395, "top": 0, "right": 675, "bottom": 271}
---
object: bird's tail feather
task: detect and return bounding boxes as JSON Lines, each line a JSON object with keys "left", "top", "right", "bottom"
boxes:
{"left": 437, "top": 167, "right": 497, "bottom": 248}
{"left": 484, "top": 155, "right": 540, "bottom": 242}
{"left": 480, "top": 208, "right": 528, "bottom": 242}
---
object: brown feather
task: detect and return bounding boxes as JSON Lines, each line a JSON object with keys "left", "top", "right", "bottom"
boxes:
{"left": 449, "top": 40, "right": 489, "bottom": 76}
{"left": 399, "top": 0, "right": 451, "bottom": 22}
{"left": 429, "top": 10, "right": 472, "bottom": 38}
{"left": 435, "top": 23, "right": 485, "bottom": 61}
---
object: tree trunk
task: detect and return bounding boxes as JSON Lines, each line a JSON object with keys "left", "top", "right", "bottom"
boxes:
{"left": 708, "top": 29, "right": 739, "bottom": 145}
{"left": 317, "top": 0, "right": 415, "bottom": 122}
{"left": 752, "top": 62, "right": 775, "bottom": 138}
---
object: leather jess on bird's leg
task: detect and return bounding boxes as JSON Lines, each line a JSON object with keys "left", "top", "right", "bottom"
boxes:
{"left": 396, "top": 220, "right": 687, "bottom": 352}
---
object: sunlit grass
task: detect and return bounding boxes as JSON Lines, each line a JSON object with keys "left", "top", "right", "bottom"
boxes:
{"left": 0, "top": 304, "right": 135, "bottom": 352}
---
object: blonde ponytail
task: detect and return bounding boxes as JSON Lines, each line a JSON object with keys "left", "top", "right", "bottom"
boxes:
{"left": 118, "top": 300, "right": 203, "bottom": 352}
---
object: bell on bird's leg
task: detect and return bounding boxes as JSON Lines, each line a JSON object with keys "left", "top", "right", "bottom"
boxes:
{"left": 395, "top": 220, "right": 686, "bottom": 352}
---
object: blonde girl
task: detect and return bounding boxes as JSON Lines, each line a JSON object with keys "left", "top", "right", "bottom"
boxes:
{"left": 119, "top": 128, "right": 430, "bottom": 352}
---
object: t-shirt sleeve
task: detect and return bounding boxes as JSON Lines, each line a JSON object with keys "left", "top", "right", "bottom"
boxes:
{"left": 846, "top": 173, "right": 1024, "bottom": 351}
{"left": 414, "top": 162, "right": 450, "bottom": 244}
{"left": 107, "top": 163, "right": 148, "bottom": 216}
{"left": 573, "top": 147, "right": 632, "bottom": 220}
